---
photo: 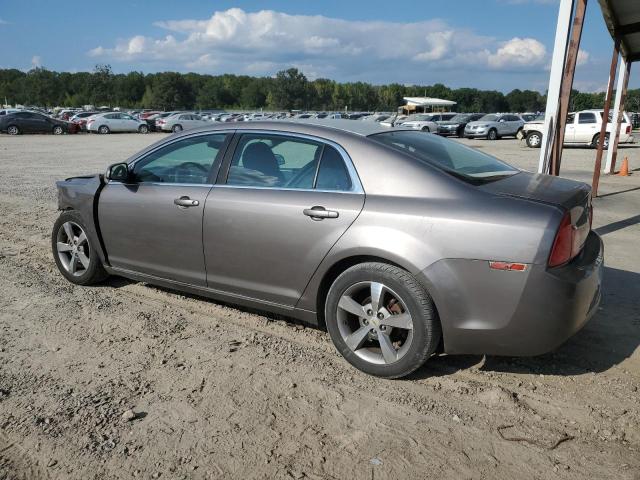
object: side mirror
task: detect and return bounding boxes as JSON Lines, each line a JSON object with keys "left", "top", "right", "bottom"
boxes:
{"left": 274, "top": 154, "right": 286, "bottom": 166}
{"left": 499, "top": 118, "right": 506, "bottom": 123}
{"left": 105, "top": 162, "right": 130, "bottom": 182}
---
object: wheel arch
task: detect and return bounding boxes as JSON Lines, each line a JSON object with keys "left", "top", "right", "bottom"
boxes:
{"left": 312, "top": 254, "right": 439, "bottom": 330}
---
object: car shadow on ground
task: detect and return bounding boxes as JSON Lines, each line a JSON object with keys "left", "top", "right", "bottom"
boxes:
{"left": 98, "top": 267, "right": 638, "bottom": 380}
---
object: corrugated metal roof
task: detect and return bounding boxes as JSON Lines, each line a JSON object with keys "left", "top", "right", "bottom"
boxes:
{"left": 599, "top": 0, "right": 640, "bottom": 61}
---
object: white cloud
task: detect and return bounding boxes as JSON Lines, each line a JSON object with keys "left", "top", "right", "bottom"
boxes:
{"left": 487, "top": 37, "right": 546, "bottom": 68}
{"left": 31, "top": 56, "right": 42, "bottom": 68}
{"left": 89, "top": 8, "right": 551, "bottom": 81}
{"left": 577, "top": 49, "right": 590, "bottom": 66}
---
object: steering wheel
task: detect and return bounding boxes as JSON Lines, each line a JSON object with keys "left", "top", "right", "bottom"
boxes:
{"left": 173, "top": 161, "right": 210, "bottom": 183}
{"left": 178, "top": 162, "right": 209, "bottom": 172}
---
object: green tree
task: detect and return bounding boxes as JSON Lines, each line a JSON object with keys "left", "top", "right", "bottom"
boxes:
{"left": 270, "top": 68, "right": 308, "bottom": 110}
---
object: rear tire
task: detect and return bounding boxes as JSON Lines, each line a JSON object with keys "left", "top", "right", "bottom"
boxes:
{"left": 98, "top": 125, "right": 110, "bottom": 134}
{"left": 421, "top": 126, "right": 430, "bottom": 133}
{"left": 7, "top": 125, "right": 19, "bottom": 135}
{"left": 487, "top": 128, "right": 498, "bottom": 140}
{"left": 52, "top": 211, "right": 108, "bottom": 286}
{"left": 325, "top": 262, "right": 441, "bottom": 379}
{"left": 592, "top": 133, "right": 609, "bottom": 149}
{"left": 138, "top": 124, "right": 149, "bottom": 134}
{"left": 172, "top": 124, "right": 183, "bottom": 133}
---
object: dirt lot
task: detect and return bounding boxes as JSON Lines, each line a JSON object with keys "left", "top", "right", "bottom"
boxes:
{"left": 0, "top": 132, "right": 639, "bottom": 480}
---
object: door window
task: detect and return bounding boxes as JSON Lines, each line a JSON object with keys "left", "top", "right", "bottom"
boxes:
{"left": 315, "top": 146, "right": 353, "bottom": 191}
{"left": 578, "top": 112, "right": 597, "bottom": 124}
{"left": 227, "top": 134, "right": 323, "bottom": 188}
{"left": 133, "top": 134, "right": 228, "bottom": 184}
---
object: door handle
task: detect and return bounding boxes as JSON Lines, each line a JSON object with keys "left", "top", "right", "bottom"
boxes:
{"left": 174, "top": 196, "right": 199, "bottom": 208}
{"left": 303, "top": 206, "right": 339, "bottom": 220}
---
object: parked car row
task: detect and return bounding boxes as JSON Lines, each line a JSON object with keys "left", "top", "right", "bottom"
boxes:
{"left": 0, "top": 111, "right": 78, "bottom": 135}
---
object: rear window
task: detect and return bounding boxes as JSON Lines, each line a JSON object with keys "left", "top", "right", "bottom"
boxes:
{"left": 370, "top": 130, "right": 519, "bottom": 185}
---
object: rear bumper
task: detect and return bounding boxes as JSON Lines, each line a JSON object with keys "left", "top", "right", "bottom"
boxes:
{"left": 420, "top": 231, "right": 604, "bottom": 356}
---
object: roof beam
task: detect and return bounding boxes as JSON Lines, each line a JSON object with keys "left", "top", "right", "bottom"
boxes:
{"left": 616, "top": 21, "right": 640, "bottom": 36}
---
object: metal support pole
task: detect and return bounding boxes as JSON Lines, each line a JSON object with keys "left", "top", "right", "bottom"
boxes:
{"left": 592, "top": 40, "right": 620, "bottom": 197}
{"left": 604, "top": 57, "right": 631, "bottom": 173}
{"left": 551, "top": 0, "right": 587, "bottom": 176}
{"left": 538, "top": 0, "right": 575, "bottom": 174}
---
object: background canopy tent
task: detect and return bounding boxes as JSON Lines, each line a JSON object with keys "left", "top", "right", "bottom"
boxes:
{"left": 399, "top": 97, "right": 457, "bottom": 114}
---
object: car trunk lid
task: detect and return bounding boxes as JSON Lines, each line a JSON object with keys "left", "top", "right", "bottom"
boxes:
{"left": 480, "top": 171, "right": 592, "bottom": 264}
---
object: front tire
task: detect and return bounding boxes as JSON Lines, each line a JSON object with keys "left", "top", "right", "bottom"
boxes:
{"left": 487, "top": 129, "right": 498, "bottom": 140}
{"left": 52, "top": 211, "right": 108, "bottom": 286}
{"left": 52, "top": 125, "right": 64, "bottom": 135}
{"left": 7, "top": 125, "right": 19, "bottom": 135}
{"left": 325, "top": 262, "right": 441, "bottom": 379}
{"left": 138, "top": 124, "right": 149, "bottom": 134}
{"left": 421, "top": 126, "right": 430, "bottom": 133}
{"left": 526, "top": 131, "right": 542, "bottom": 148}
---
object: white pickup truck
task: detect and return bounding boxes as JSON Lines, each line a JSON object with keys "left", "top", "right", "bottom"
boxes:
{"left": 522, "top": 110, "right": 634, "bottom": 148}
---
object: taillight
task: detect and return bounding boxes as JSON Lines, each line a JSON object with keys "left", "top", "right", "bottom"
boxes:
{"left": 626, "top": 125, "right": 631, "bottom": 134}
{"left": 549, "top": 212, "right": 574, "bottom": 267}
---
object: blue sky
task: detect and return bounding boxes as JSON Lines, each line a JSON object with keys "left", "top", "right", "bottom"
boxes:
{"left": 0, "top": 0, "right": 636, "bottom": 92}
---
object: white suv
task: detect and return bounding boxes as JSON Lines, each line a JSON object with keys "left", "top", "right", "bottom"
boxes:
{"left": 523, "top": 110, "right": 634, "bottom": 148}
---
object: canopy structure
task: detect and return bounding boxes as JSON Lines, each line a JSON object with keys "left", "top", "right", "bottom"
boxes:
{"left": 402, "top": 97, "right": 457, "bottom": 108}
{"left": 539, "top": 0, "right": 640, "bottom": 196}
{"left": 599, "top": 0, "right": 640, "bottom": 61}
{"left": 399, "top": 97, "right": 456, "bottom": 114}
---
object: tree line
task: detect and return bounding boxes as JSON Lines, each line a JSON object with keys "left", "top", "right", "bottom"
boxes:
{"left": 1, "top": 64, "right": 638, "bottom": 113}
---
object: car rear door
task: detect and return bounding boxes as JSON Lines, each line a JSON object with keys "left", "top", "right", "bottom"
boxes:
{"left": 98, "top": 132, "right": 232, "bottom": 285}
{"left": 575, "top": 112, "right": 597, "bottom": 143}
{"left": 202, "top": 131, "right": 365, "bottom": 307}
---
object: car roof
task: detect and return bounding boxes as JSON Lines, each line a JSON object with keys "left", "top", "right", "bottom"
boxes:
{"left": 279, "top": 119, "right": 398, "bottom": 136}
{"left": 126, "top": 120, "right": 415, "bottom": 164}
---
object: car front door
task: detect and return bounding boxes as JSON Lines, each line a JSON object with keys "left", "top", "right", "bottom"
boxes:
{"left": 98, "top": 132, "right": 231, "bottom": 285}
{"left": 203, "top": 132, "right": 365, "bottom": 307}
{"left": 564, "top": 113, "right": 576, "bottom": 142}
{"left": 496, "top": 116, "right": 509, "bottom": 135}
{"left": 121, "top": 113, "right": 139, "bottom": 132}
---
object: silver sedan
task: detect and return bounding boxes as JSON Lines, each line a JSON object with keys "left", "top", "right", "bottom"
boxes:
{"left": 158, "top": 113, "right": 210, "bottom": 133}
{"left": 52, "top": 120, "right": 603, "bottom": 378}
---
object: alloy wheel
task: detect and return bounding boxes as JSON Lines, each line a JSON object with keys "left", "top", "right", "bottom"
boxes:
{"left": 336, "top": 281, "right": 414, "bottom": 365}
{"left": 53, "top": 126, "right": 63, "bottom": 135}
{"left": 56, "top": 221, "right": 90, "bottom": 276}
{"left": 7, "top": 126, "right": 18, "bottom": 135}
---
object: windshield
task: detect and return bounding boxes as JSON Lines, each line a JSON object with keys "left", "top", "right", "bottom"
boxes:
{"left": 478, "top": 114, "right": 498, "bottom": 122}
{"left": 370, "top": 130, "right": 519, "bottom": 185}
{"left": 449, "top": 114, "right": 470, "bottom": 122}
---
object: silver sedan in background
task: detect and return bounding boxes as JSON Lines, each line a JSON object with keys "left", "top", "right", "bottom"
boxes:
{"left": 52, "top": 120, "right": 603, "bottom": 378}
{"left": 86, "top": 112, "right": 149, "bottom": 134}
{"left": 158, "top": 113, "right": 210, "bottom": 133}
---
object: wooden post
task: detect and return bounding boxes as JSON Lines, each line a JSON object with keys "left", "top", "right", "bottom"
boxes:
{"left": 551, "top": 0, "right": 588, "bottom": 176}
{"left": 605, "top": 57, "right": 631, "bottom": 173}
{"left": 592, "top": 40, "right": 620, "bottom": 197}
{"left": 538, "top": 0, "right": 575, "bottom": 175}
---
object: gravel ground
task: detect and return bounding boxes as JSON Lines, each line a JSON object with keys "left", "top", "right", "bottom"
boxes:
{"left": 0, "top": 132, "right": 639, "bottom": 480}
